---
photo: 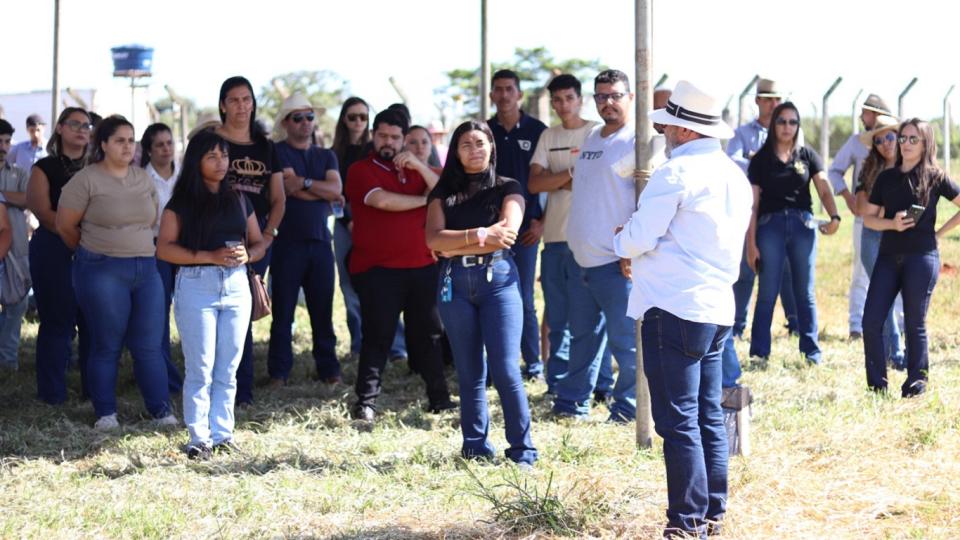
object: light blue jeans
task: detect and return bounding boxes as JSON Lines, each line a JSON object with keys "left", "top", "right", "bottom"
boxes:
{"left": 0, "top": 294, "right": 28, "bottom": 368}
{"left": 174, "top": 265, "right": 251, "bottom": 447}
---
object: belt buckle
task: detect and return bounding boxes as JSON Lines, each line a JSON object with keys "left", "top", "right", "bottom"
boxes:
{"left": 461, "top": 255, "right": 478, "bottom": 267}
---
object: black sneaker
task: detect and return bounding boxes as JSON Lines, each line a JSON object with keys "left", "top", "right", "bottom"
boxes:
{"left": 902, "top": 379, "right": 927, "bottom": 398}
{"left": 213, "top": 440, "right": 239, "bottom": 455}
{"left": 351, "top": 403, "right": 375, "bottom": 421}
{"left": 593, "top": 389, "right": 612, "bottom": 405}
{"left": 427, "top": 399, "right": 458, "bottom": 414}
{"left": 186, "top": 443, "right": 212, "bottom": 461}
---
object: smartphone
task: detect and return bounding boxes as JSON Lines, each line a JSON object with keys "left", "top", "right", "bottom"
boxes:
{"left": 906, "top": 204, "right": 925, "bottom": 222}
{"left": 331, "top": 200, "right": 345, "bottom": 218}
{"left": 225, "top": 240, "right": 243, "bottom": 249}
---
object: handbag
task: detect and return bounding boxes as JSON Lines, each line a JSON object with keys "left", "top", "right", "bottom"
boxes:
{"left": 238, "top": 195, "right": 271, "bottom": 321}
{"left": 0, "top": 254, "right": 30, "bottom": 306}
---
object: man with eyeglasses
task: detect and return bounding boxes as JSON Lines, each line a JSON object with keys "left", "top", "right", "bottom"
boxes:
{"left": 556, "top": 68, "right": 638, "bottom": 423}
{"left": 487, "top": 69, "right": 547, "bottom": 383}
{"left": 266, "top": 94, "right": 343, "bottom": 387}
{"left": 828, "top": 93, "right": 895, "bottom": 340}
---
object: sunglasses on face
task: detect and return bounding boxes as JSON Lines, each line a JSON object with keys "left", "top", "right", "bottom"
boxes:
{"left": 289, "top": 112, "right": 315, "bottom": 123}
{"left": 593, "top": 92, "right": 626, "bottom": 104}
{"left": 775, "top": 118, "right": 800, "bottom": 126}
{"left": 346, "top": 113, "right": 368, "bottom": 123}
{"left": 63, "top": 119, "right": 93, "bottom": 132}
{"left": 898, "top": 135, "right": 922, "bottom": 145}
{"left": 874, "top": 132, "right": 897, "bottom": 145}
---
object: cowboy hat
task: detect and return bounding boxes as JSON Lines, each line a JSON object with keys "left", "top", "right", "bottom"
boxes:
{"left": 272, "top": 93, "right": 325, "bottom": 141}
{"left": 858, "top": 114, "right": 900, "bottom": 147}
{"left": 649, "top": 80, "right": 734, "bottom": 139}
{"left": 861, "top": 93, "right": 894, "bottom": 116}
{"left": 187, "top": 111, "right": 221, "bottom": 140}
{"left": 755, "top": 78, "right": 785, "bottom": 99}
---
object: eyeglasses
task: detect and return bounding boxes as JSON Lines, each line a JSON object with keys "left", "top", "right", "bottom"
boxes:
{"left": 593, "top": 93, "right": 626, "bottom": 104}
{"left": 346, "top": 113, "right": 368, "bottom": 123}
{"left": 897, "top": 135, "right": 922, "bottom": 145}
{"left": 290, "top": 112, "right": 315, "bottom": 123}
{"left": 873, "top": 132, "right": 897, "bottom": 145}
{"left": 775, "top": 118, "right": 800, "bottom": 126}
{"left": 63, "top": 119, "right": 93, "bottom": 132}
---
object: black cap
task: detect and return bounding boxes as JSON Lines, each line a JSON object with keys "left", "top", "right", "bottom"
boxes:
{"left": 26, "top": 114, "right": 46, "bottom": 127}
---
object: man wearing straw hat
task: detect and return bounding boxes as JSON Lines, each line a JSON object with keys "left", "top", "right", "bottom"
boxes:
{"left": 828, "top": 93, "right": 895, "bottom": 340}
{"left": 614, "top": 80, "right": 751, "bottom": 538}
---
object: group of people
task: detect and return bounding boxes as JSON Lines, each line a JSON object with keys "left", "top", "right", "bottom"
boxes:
{"left": 2, "top": 67, "right": 958, "bottom": 537}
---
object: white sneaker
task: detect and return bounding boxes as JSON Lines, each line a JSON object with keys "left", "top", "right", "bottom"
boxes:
{"left": 154, "top": 414, "right": 179, "bottom": 427}
{"left": 94, "top": 413, "right": 120, "bottom": 431}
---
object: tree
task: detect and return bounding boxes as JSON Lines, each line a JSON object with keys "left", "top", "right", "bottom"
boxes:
{"left": 257, "top": 70, "right": 347, "bottom": 141}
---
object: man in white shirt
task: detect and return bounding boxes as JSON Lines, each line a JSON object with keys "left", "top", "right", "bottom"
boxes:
{"left": 614, "top": 80, "right": 751, "bottom": 538}
{"left": 528, "top": 74, "right": 612, "bottom": 400}
{"left": 556, "top": 69, "right": 638, "bottom": 423}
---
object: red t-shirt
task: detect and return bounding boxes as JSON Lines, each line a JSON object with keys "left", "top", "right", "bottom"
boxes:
{"left": 345, "top": 155, "right": 434, "bottom": 274}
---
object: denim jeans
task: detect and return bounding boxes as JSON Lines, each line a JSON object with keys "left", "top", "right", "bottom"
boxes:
{"left": 0, "top": 294, "right": 28, "bottom": 368}
{"left": 732, "top": 247, "right": 798, "bottom": 336}
{"left": 540, "top": 242, "right": 613, "bottom": 393}
{"left": 333, "top": 219, "right": 406, "bottom": 357}
{"left": 174, "top": 265, "right": 251, "bottom": 446}
{"left": 30, "top": 228, "right": 90, "bottom": 404}
{"left": 267, "top": 238, "right": 338, "bottom": 380}
{"left": 156, "top": 257, "right": 183, "bottom": 394}
{"left": 72, "top": 247, "right": 170, "bottom": 419}
{"left": 863, "top": 251, "right": 939, "bottom": 394}
{"left": 437, "top": 256, "right": 537, "bottom": 465}
{"left": 235, "top": 243, "right": 271, "bottom": 405}
{"left": 720, "top": 332, "right": 741, "bottom": 389}
{"left": 554, "top": 261, "right": 636, "bottom": 421}
{"left": 642, "top": 308, "right": 729, "bottom": 537}
{"left": 860, "top": 227, "right": 904, "bottom": 366}
{"left": 750, "top": 210, "right": 820, "bottom": 362}
{"left": 511, "top": 240, "right": 542, "bottom": 377}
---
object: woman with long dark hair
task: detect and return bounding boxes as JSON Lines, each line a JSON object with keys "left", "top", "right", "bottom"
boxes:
{"left": 214, "top": 76, "right": 285, "bottom": 406}
{"left": 157, "top": 130, "right": 265, "bottom": 458}
{"left": 56, "top": 115, "right": 174, "bottom": 430}
{"left": 140, "top": 122, "right": 183, "bottom": 394}
{"left": 861, "top": 119, "right": 960, "bottom": 396}
{"left": 425, "top": 120, "right": 537, "bottom": 467}
{"left": 745, "top": 101, "right": 840, "bottom": 364}
{"left": 854, "top": 116, "right": 905, "bottom": 370}
{"left": 25, "top": 107, "right": 92, "bottom": 405}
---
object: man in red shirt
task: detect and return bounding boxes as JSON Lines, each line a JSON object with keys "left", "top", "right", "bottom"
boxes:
{"left": 345, "top": 110, "right": 456, "bottom": 421}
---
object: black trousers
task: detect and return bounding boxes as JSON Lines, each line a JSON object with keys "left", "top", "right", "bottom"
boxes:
{"left": 352, "top": 264, "right": 449, "bottom": 408}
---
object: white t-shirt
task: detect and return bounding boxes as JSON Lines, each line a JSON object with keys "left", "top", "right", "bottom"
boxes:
{"left": 565, "top": 124, "right": 637, "bottom": 268}
{"left": 529, "top": 121, "right": 598, "bottom": 243}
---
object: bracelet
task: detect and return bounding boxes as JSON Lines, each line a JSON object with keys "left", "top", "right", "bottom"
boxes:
{"left": 830, "top": 214, "right": 841, "bottom": 222}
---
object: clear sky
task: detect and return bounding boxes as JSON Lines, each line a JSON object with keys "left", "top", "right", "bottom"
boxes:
{"left": 4, "top": 0, "right": 958, "bottom": 126}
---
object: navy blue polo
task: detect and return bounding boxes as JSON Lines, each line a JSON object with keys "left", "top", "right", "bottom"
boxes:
{"left": 275, "top": 141, "right": 339, "bottom": 241}
{"left": 488, "top": 112, "right": 547, "bottom": 227}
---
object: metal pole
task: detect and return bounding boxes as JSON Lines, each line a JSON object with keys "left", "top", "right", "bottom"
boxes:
{"left": 850, "top": 89, "right": 863, "bottom": 135}
{"left": 820, "top": 77, "right": 842, "bottom": 166}
{"left": 945, "top": 85, "right": 955, "bottom": 175}
{"left": 898, "top": 77, "right": 918, "bottom": 119}
{"left": 634, "top": 0, "right": 653, "bottom": 450}
{"left": 51, "top": 0, "right": 61, "bottom": 123}
{"left": 479, "top": 0, "right": 490, "bottom": 120}
{"left": 737, "top": 75, "right": 759, "bottom": 127}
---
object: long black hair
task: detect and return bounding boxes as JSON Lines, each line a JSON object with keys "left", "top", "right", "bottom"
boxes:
{"left": 429, "top": 119, "right": 502, "bottom": 207}
{"left": 140, "top": 122, "right": 172, "bottom": 167}
{"left": 218, "top": 76, "right": 266, "bottom": 142}
{"left": 167, "top": 130, "right": 241, "bottom": 251}
{"left": 332, "top": 96, "right": 370, "bottom": 161}
{"left": 89, "top": 115, "right": 134, "bottom": 163}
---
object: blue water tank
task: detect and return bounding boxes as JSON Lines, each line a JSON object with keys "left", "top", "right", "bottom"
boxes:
{"left": 111, "top": 45, "right": 153, "bottom": 77}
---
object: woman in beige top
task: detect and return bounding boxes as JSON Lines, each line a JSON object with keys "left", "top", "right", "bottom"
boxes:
{"left": 56, "top": 115, "right": 175, "bottom": 431}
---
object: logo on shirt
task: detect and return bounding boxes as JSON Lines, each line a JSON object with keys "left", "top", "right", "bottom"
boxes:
{"left": 581, "top": 150, "right": 604, "bottom": 160}
{"left": 518, "top": 140, "right": 532, "bottom": 151}
{"left": 228, "top": 157, "right": 269, "bottom": 194}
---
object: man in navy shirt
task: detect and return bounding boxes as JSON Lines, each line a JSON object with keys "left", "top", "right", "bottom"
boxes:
{"left": 267, "top": 94, "right": 343, "bottom": 386}
{"left": 487, "top": 69, "right": 547, "bottom": 381}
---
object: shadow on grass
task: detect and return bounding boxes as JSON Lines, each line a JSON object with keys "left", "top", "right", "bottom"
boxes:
{"left": 326, "top": 523, "right": 498, "bottom": 540}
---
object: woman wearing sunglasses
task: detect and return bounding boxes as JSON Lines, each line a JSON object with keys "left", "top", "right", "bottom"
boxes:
{"left": 854, "top": 115, "right": 905, "bottom": 371}
{"left": 860, "top": 119, "right": 960, "bottom": 397}
{"left": 746, "top": 102, "right": 840, "bottom": 364}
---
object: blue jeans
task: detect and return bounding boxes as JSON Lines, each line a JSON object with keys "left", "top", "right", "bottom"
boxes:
{"left": 860, "top": 228, "right": 904, "bottom": 366}
{"left": 333, "top": 219, "right": 406, "bottom": 357}
{"left": 732, "top": 247, "right": 798, "bottom": 336}
{"left": 750, "top": 210, "right": 820, "bottom": 362}
{"left": 156, "top": 257, "right": 183, "bottom": 394}
{"left": 540, "top": 242, "right": 612, "bottom": 393}
{"left": 267, "top": 238, "right": 339, "bottom": 380}
{"left": 0, "top": 294, "right": 28, "bottom": 368}
{"left": 29, "top": 228, "right": 89, "bottom": 404}
{"left": 511, "top": 240, "right": 542, "bottom": 377}
{"left": 863, "top": 251, "right": 938, "bottom": 394}
{"left": 554, "top": 260, "right": 636, "bottom": 421}
{"left": 437, "top": 256, "right": 537, "bottom": 465}
{"left": 642, "top": 308, "right": 729, "bottom": 537}
{"left": 720, "top": 332, "right": 741, "bottom": 389}
{"left": 72, "top": 248, "right": 170, "bottom": 418}
{"left": 175, "top": 265, "right": 251, "bottom": 446}
{"left": 235, "top": 242, "right": 271, "bottom": 405}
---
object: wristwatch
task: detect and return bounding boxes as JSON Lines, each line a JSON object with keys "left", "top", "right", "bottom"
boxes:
{"left": 476, "top": 227, "right": 488, "bottom": 247}
{"left": 302, "top": 178, "right": 313, "bottom": 191}
{"left": 830, "top": 215, "right": 841, "bottom": 223}
{"left": 266, "top": 227, "right": 279, "bottom": 237}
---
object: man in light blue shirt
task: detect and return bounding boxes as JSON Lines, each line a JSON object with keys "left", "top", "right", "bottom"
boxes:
{"left": 615, "top": 80, "right": 751, "bottom": 539}
{"left": 6, "top": 114, "right": 47, "bottom": 171}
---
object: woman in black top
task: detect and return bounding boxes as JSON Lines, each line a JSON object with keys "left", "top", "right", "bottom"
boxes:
{"left": 25, "top": 107, "right": 92, "bottom": 405}
{"left": 861, "top": 119, "right": 960, "bottom": 397}
{"left": 746, "top": 102, "right": 840, "bottom": 364}
{"left": 425, "top": 120, "right": 537, "bottom": 467}
{"left": 214, "top": 76, "right": 284, "bottom": 406}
